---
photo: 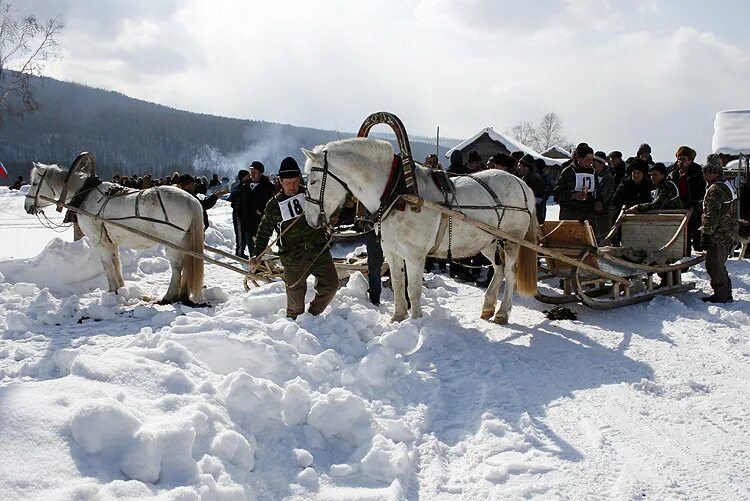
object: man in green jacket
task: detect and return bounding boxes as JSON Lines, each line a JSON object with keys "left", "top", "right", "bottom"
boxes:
{"left": 249, "top": 157, "right": 339, "bottom": 318}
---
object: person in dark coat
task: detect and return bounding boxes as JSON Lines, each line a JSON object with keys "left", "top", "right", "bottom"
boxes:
{"left": 447, "top": 150, "right": 469, "bottom": 176}
{"left": 630, "top": 163, "right": 682, "bottom": 213}
{"left": 668, "top": 146, "right": 705, "bottom": 251}
{"left": 9, "top": 176, "right": 24, "bottom": 190}
{"left": 238, "top": 161, "right": 275, "bottom": 257}
{"left": 229, "top": 169, "right": 249, "bottom": 257}
{"left": 209, "top": 173, "right": 220, "bottom": 188}
{"left": 608, "top": 151, "right": 626, "bottom": 189}
{"left": 178, "top": 174, "right": 227, "bottom": 229}
{"left": 518, "top": 154, "right": 546, "bottom": 224}
{"left": 612, "top": 159, "right": 653, "bottom": 216}
{"left": 592, "top": 151, "right": 616, "bottom": 243}
{"left": 553, "top": 143, "right": 597, "bottom": 222}
{"left": 636, "top": 143, "right": 654, "bottom": 167}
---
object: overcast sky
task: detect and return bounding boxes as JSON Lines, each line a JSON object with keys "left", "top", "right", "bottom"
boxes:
{"left": 19, "top": 0, "right": 750, "bottom": 161}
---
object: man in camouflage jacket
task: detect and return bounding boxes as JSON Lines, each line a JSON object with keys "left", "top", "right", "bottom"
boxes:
{"left": 250, "top": 157, "right": 339, "bottom": 318}
{"left": 700, "top": 154, "right": 738, "bottom": 303}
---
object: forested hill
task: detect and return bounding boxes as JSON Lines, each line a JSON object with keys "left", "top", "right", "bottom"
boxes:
{"left": 1, "top": 73, "right": 448, "bottom": 182}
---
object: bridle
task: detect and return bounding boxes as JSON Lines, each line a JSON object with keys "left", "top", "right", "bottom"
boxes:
{"left": 304, "top": 149, "right": 408, "bottom": 231}
{"left": 24, "top": 169, "right": 55, "bottom": 215}
{"left": 304, "top": 150, "right": 353, "bottom": 228}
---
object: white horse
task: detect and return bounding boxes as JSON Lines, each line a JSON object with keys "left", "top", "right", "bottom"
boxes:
{"left": 302, "top": 138, "right": 538, "bottom": 324}
{"left": 24, "top": 163, "right": 205, "bottom": 303}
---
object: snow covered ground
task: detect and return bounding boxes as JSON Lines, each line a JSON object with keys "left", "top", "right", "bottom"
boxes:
{"left": 1, "top": 185, "right": 749, "bottom": 500}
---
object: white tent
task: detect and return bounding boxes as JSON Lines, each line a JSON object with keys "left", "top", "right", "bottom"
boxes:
{"left": 712, "top": 110, "right": 750, "bottom": 155}
{"left": 445, "top": 127, "right": 564, "bottom": 166}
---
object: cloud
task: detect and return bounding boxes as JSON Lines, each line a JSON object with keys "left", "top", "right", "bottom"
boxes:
{"left": 20, "top": 0, "right": 750, "bottom": 162}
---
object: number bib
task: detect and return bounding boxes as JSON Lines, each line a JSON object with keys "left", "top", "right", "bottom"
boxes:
{"left": 279, "top": 193, "right": 305, "bottom": 221}
{"left": 573, "top": 173, "right": 595, "bottom": 195}
{"left": 724, "top": 179, "right": 738, "bottom": 202}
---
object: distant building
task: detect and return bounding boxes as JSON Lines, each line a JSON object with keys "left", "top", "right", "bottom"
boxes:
{"left": 541, "top": 146, "right": 572, "bottom": 160}
{"left": 445, "top": 127, "right": 564, "bottom": 179}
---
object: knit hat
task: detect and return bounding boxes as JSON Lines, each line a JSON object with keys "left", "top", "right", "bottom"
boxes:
{"left": 575, "top": 143, "right": 594, "bottom": 158}
{"left": 237, "top": 169, "right": 249, "bottom": 179}
{"left": 519, "top": 154, "right": 536, "bottom": 169}
{"left": 250, "top": 161, "right": 265, "bottom": 173}
{"left": 278, "top": 157, "right": 301, "bottom": 178}
{"left": 629, "top": 158, "right": 649, "bottom": 175}
{"left": 637, "top": 143, "right": 652, "bottom": 155}
{"left": 491, "top": 153, "right": 517, "bottom": 169}
{"left": 649, "top": 162, "right": 667, "bottom": 176}
{"left": 467, "top": 150, "right": 482, "bottom": 163}
{"left": 675, "top": 146, "right": 696, "bottom": 161}
{"left": 703, "top": 154, "right": 723, "bottom": 175}
{"left": 608, "top": 150, "right": 622, "bottom": 159}
{"left": 594, "top": 151, "right": 608, "bottom": 164}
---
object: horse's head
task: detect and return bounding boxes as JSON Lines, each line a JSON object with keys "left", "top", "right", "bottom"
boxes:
{"left": 24, "top": 163, "right": 60, "bottom": 215}
{"left": 302, "top": 145, "right": 350, "bottom": 229}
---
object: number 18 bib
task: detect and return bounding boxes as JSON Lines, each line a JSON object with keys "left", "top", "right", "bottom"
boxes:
{"left": 279, "top": 193, "right": 306, "bottom": 221}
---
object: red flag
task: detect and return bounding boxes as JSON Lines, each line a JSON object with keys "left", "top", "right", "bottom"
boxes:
{"left": 0, "top": 161, "right": 7, "bottom": 178}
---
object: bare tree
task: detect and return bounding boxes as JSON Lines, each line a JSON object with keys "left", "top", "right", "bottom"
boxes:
{"left": 507, "top": 120, "right": 537, "bottom": 149}
{"left": 507, "top": 112, "right": 573, "bottom": 152}
{"left": 0, "top": 1, "right": 63, "bottom": 123}
{"left": 535, "top": 112, "right": 567, "bottom": 151}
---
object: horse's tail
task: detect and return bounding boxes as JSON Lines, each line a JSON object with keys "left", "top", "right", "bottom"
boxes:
{"left": 515, "top": 206, "right": 538, "bottom": 296}
{"left": 181, "top": 200, "right": 205, "bottom": 301}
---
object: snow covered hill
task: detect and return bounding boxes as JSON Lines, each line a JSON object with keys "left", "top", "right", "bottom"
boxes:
{"left": 1, "top": 186, "right": 749, "bottom": 500}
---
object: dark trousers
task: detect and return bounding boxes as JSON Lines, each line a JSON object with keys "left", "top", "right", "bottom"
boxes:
{"left": 283, "top": 252, "right": 339, "bottom": 318}
{"left": 365, "top": 231, "right": 384, "bottom": 305}
{"left": 705, "top": 241, "right": 733, "bottom": 301}
{"left": 240, "top": 228, "right": 256, "bottom": 258}
{"left": 232, "top": 213, "right": 242, "bottom": 255}
{"left": 688, "top": 208, "right": 703, "bottom": 252}
{"left": 536, "top": 201, "right": 547, "bottom": 224}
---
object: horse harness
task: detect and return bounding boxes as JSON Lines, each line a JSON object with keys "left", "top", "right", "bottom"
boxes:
{"left": 426, "top": 170, "right": 531, "bottom": 264}
{"left": 306, "top": 151, "right": 533, "bottom": 266}
{"left": 28, "top": 172, "right": 189, "bottom": 241}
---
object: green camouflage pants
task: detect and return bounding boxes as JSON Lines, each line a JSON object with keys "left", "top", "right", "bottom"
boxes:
{"left": 282, "top": 251, "right": 339, "bottom": 319}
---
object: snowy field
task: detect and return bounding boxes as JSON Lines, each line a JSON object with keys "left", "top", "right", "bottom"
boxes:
{"left": 1, "top": 185, "right": 750, "bottom": 500}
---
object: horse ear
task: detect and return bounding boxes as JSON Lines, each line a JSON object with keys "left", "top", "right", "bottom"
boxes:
{"left": 301, "top": 148, "right": 323, "bottom": 165}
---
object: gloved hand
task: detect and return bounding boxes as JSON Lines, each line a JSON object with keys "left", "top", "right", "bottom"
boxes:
{"left": 700, "top": 233, "right": 711, "bottom": 250}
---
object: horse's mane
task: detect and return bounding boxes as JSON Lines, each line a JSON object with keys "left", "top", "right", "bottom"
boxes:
{"left": 315, "top": 137, "right": 394, "bottom": 159}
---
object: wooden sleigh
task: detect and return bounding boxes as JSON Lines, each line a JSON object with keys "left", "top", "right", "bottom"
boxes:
{"left": 536, "top": 209, "right": 706, "bottom": 309}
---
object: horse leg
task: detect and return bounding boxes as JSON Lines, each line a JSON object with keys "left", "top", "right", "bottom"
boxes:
{"left": 494, "top": 242, "right": 520, "bottom": 324}
{"left": 385, "top": 251, "right": 409, "bottom": 322}
{"left": 94, "top": 240, "right": 125, "bottom": 292}
{"left": 162, "top": 248, "right": 185, "bottom": 303}
{"left": 480, "top": 246, "right": 504, "bottom": 320}
{"left": 404, "top": 254, "right": 426, "bottom": 319}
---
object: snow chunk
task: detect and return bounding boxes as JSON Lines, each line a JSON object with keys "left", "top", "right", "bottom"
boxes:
{"left": 222, "top": 370, "right": 284, "bottom": 425}
{"left": 210, "top": 430, "right": 255, "bottom": 471}
{"left": 138, "top": 257, "right": 170, "bottom": 274}
{"left": 358, "top": 435, "right": 411, "bottom": 483}
{"left": 121, "top": 418, "right": 199, "bottom": 484}
{"left": 282, "top": 380, "right": 312, "bottom": 426}
{"left": 70, "top": 399, "right": 141, "bottom": 454}
{"left": 294, "top": 448, "right": 314, "bottom": 468}
{"left": 308, "top": 388, "right": 373, "bottom": 444}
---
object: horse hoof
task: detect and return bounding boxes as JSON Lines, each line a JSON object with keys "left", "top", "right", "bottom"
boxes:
{"left": 391, "top": 313, "right": 408, "bottom": 322}
{"left": 493, "top": 315, "right": 508, "bottom": 325}
{"left": 480, "top": 309, "right": 494, "bottom": 320}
